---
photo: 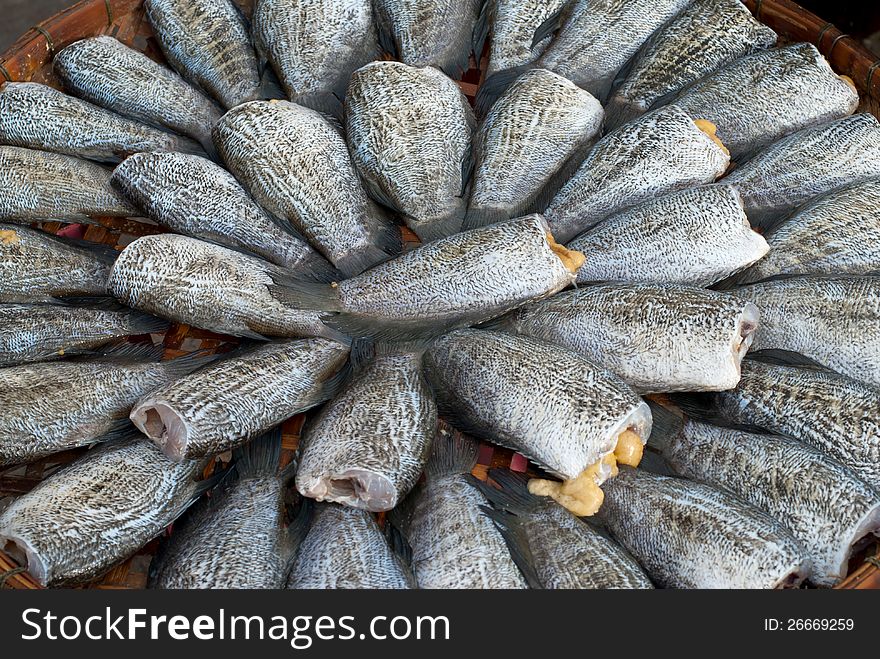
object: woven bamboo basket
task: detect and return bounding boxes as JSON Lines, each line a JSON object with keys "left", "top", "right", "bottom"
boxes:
{"left": 0, "top": 0, "right": 878, "bottom": 590}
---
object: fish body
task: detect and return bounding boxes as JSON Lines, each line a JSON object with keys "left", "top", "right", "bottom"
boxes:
{"left": 568, "top": 185, "right": 768, "bottom": 286}
{"left": 145, "top": 0, "right": 261, "bottom": 109}
{"left": 112, "top": 152, "right": 329, "bottom": 273}
{"left": 734, "top": 179, "right": 880, "bottom": 283}
{"left": 544, "top": 105, "right": 730, "bottom": 243}
{"left": 54, "top": 36, "right": 223, "bottom": 154}
{"left": 739, "top": 276, "right": 880, "bottom": 388}
{"left": 484, "top": 0, "right": 569, "bottom": 77}
{"left": 600, "top": 467, "right": 808, "bottom": 588}
{"left": 0, "top": 436, "right": 209, "bottom": 586}
{"left": 723, "top": 113, "right": 880, "bottom": 227}
{"left": 0, "top": 146, "right": 136, "bottom": 223}
{"left": 287, "top": 503, "right": 415, "bottom": 589}
{"left": 606, "top": 0, "right": 777, "bottom": 128}
{"left": 670, "top": 44, "right": 858, "bottom": 159}
{"left": 214, "top": 100, "right": 399, "bottom": 277}
{"left": 468, "top": 68, "right": 603, "bottom": 225}
{"left": 0, "top": 224, "right": 116, "bottom": 303}
{"left": 296, "top": 346, "right": 436, "bottom": 511}
{"left": 374, "top": 0, "right": 482, "bottom": 78}
{"left": 108, "top": 234, "right": 334, "bottom": 340}
{"left": 0, "top": 82, "right": 203, "bottom": 163}
{"left": 130, "top": 338, "right": 350, "bottom": 461}
{"left": 492, "top": 283, "right": 759, "bottom": 393}
{"left": 346, "top": 61, "right": 475, "bottom": 241}
{"left": 0, "top": 303, "right": 168, "bottom": 367}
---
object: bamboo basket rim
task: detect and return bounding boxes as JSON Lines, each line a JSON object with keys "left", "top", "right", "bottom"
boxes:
{"left": 0, "top": 0, "right": 878, "bottom": 590}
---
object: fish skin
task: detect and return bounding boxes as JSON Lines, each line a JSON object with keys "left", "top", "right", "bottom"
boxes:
{"left": 670, "top": 44, "right": 858, "bottom": 160}
{"left": 0, "top": 224, "right": 115, "bottom": 304}
{"left": 296, "top": 347, "right": 436, "bottom": 512}
{"left": 600, "top": 467, "right": 809, "bottom": 588}
{"left": 568, "top": 185, "right": 768, "bottom": 286}
{"left": 0, "top": 303, "right": 168, "bottom": 367}
{"left": 253, "top": 0, "right": 378, "bottom": 109}
{"left": 536, "top": 0, "right": 694, "bottom": 102}
{"left": 214, "top": 100, "right": 399, "bottom": 277}
{"left": 149, "top": 432, "right": 296, "bottom": 589}
{"left": 606, "top": 0, "right": 777, "bottom": 128}
{"left": 708, "top": 360, "right": 880, "bottom": 489}
{"left": 722, "top": 113, "right": 880, "bottom": 227}
{"left": 483, "top": 0, "right": 569, "bottom": 77}
{"left": 0, "top": 82, "right": 204, "bottom": 163}
{"left": 53, "top": 36, "right": 223, "bottom": 154}
{"left": 655, "top": 417, "right": 880, "bottom": 587}
{"left": 468, "top": 68, "right": 603, "bottom": 224}
{"left": 112, "top": 152, "right": 330, "bottom": 273}
{"left": 374, "top": 0, "right": 483, "bottom": 78}
{"left": 734, "top": 179, "right": 880, "bottom": 283}
{"left": 544, "top": 105, "right": 730, "bottom": 243}
{"left": 0, "top": 146, "right": 136, "bottom": 223}
{"left": 0, "top": 436, "right": 209, "bottom": 586}
{"left": 130, "top": 338, "right": 350, "bottom": 461}
{"left": 424, "top": 329, "right": 651, "bottom": 481}
{"left": 144, "top": 0, "right": 261, "bottom": 109}
{"left": 287, "top": 503, "right": 415, "bottom": 589}
{"left": 345, "top": 61, "right": 475, "bottom": 242}
{"left": 107, "top": 234, "right": 334, "bottom": 340}
{"left": 491, "top": 283, "right": 759, "bottom": 393}
{"left": 0, "top": 344, "right": 194, "bottom": 466}
{"left": 738, "top": 276, "right": 880, "bottom": 388}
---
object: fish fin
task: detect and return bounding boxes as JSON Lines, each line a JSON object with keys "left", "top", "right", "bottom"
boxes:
{"left": 316, "top": 359, "right": 353, "bottom": 403}
{"left": 334, "top": 221, "right": 403, "bottom": 278}
{"left": 362, "top": 177, "right": 401, "bottom": 214}
{"left": 384, "top": 520, "right": 414, "bottom": 568}
{"left": 603, "top": 94, "right": 647, "bottom": 131}
{"left": 56, "top": 295, "right": 129, "bottom": 311}
{"left": 375, "top": 7, "right": 398, "bottom": 59}
{"left": 528, "top": 142, "right": 594, "bottom": 215}
{"left": 94, "top": 418, "right": 142, "bottom": 444}
{"left": 468, "top": 469, "right": 539, "bottom": 514}
{"left": 258, "top": 64, "right": 286, "bottom": 102}
{"left": 237, "top": 326, "right": 272, "bottom": 341}
{"left": 668, "top": 393, "right": 771, "bottom": 436}
{"left": 281, "top": 497, "right": 313, "bottom": 570}
{"left": 266, "top": 271, "right": 342, "bottom": 312}
{"left": 478, "top": 505, "right": 543, "bottom": 589}
{"left": 348, "top": 337, "right": 376, "bottom": 373}
{"left": 408, "top": 214, "right": 464, "bottom": 243}
{"left": 644, "top": 400, "right": 685, "bottom": 454}
{"left": 61, "top": 236, "right": 120, "bottom": 264}
{"left": 462, "top": 206, "right": 509, "bottom": 230}
{"left": 233, "top": 426, "right": 283, "bottom": 479}
{"left": 297, "top": 94, "right": 345, "bottom": 124}
{"left": 124, "top": 311, "right": 171, "bottom": 336}
{"left": 472, "top": 0, "right": 491, "bottom": 64}
{"left": 90, "top": 341, "right": 165, "bottom": 363}
{"left": 744, "top": 349, "right": 834, "bottom": 372}
{"left": 321, "top": 314, "right": 446, "bottom": 345}
{"left": 637, "top": 447, "right": 678, "bottom": 476}
{"left": 475, "top": 66, "right": 527, "bottom": 117}
{"left": 161, "top": 349, "right": 222, "bottom": 379}
{"left": 425, "top": 419, "right": 479, "bottom": 478}
{"left": 531, "top": 1, "right": 570, "bottom": 49}
{"left": 192, "top": 465, "right": 232, "bottom": 499}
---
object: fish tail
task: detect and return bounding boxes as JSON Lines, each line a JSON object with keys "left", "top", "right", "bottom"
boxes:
{"left": 266, "top": 271, "right": 343, "bottom": 313}
{"left": 124, "top": 310, "right": 171, "bottom": 336}
{"left": 94, "top": 340, "right": 165, "bottom": 363}
{"left": 161, "top": 348, "right": 222, "bottom": 379}
{"left": 233, "top": 426, "right": 283, "bottom": 479}
{"left": 469, "top": 468, "right": 540, "bottom": 515}
{"left": 644, "top": 400, "right": 685, "bottom": 454}
{"left": 425, "top": 420, "right": 479, "bottom": 479}
{"left": 281, "top": 497, "right": 313, "bottom": 577}
{"left": 479, "top": 504, "right": 543, "bottom": 588}
{"left": 475, "top": 65, "right": 528, "bottom": 117}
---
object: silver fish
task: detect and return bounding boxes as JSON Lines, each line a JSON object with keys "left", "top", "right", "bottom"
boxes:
{"left": 112, "top": 152, "right": 331, "bottom": 273}
{"left": 214, "top": 100, "right": 399, "bottom": 277}
{"left": 606, "top": 0, "right": 777, "bottom": 128}
{"left": 649, "top": 407, "right": 880, "bottom": 587}
{"left": 392, "top": 424, "right": 529, "bottom": 588}
{"left": 425, "top": 329, "right": 651, "bottom": 517}
{"left": 599, "top": 467, "right": 808, "bottom": 588}
{"left": 722, "top": 113, "right": 880, "bottom": 227}
{"left": 296, "top": 344, "right": 436, "bottom": 512}
{"left": 701, "top": 358, "right": 880, "bottom": 490}
{"left": 0, "top": 146, "right": 136, "bottom": 223}
{"left": 670, "top": 44, "right": 858, "bottom": 160}
{"left": 467, "top": 68, "right": 603, "bottom": 226}
{"left": 269, "top": 214, "right": 583, "bottom": 341}
{"left": 0, "top": 82, "right": 204, "bottom": 163}
{"left": 149, "top": 430, "right": 298, "bottom": 589}
{"left": 144, "top": 0, "right": 261, "bottom": 109}
{"left": 287, "top": 502, "right": 414, "bottom": 589}
{"left": 374, "top": 0, "right": 482, "bottom": 78}
{"left": 568, "top": 185, "right": 769, "bottom": 286}
{"left": 544, "top": 105, "right": 731, "bottom": 243}
{"left": 535, "top": 0, "right": 693, "bottom": 101}
{"left": 0, "top": 224, "right": 116, "bottom": 303}
{"left": 0, "top": 302, "right": 168, "bottom": 367}
{"left": 0, "top": 343, "right": 206, "bottom": 466}
{"left": 475, "top": 469, "right": 654, "bottom": 589}
{"left": 482, "top": 0, "right": 569, "bottom": 78}
{"left": 130, "top": 338, "right": 350, "bottom": 461}
{"left": 253, "top": 0, "right": 378, "bottom": 112}
{"left": 53, "top": 36, "right": 223, "bottom": 155}
{"left": 0, "top": 435, "right": 212, "bottom": 586}
{"left": 738, "top": 276, "right": 880, "bottom": 388}
{"left": 733, "top": 179, "right": 880, "bottom": 283}
{"left": 491, "top": 282, "right": 759, "bottom": 393}
{"left": 346, "top": 61, "right": 475, "bottom": 241}
{"left": 108, "top": 234, "right": 337, "bottom": 340}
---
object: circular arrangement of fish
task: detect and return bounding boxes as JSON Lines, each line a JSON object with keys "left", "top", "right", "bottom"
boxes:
{"left": 0, "top": 0, "right": 879, "bottom": 590}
